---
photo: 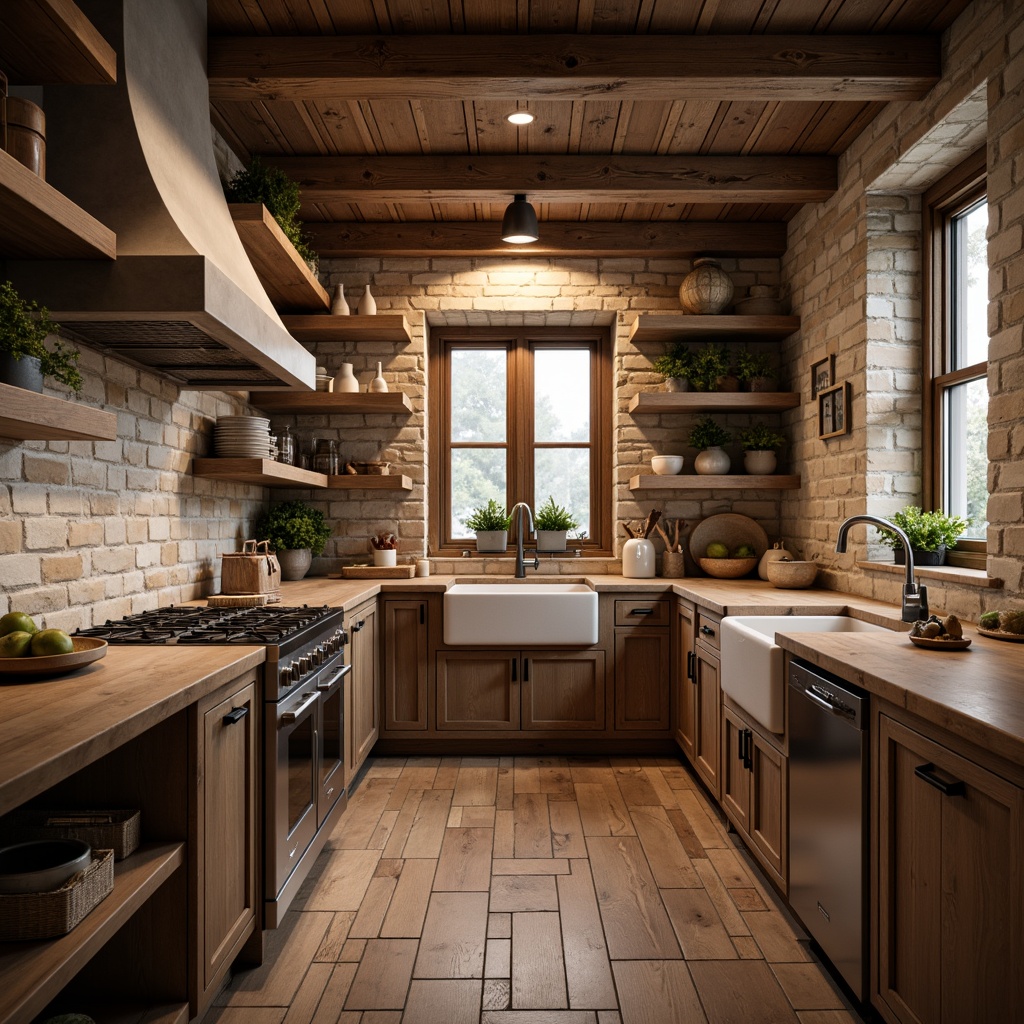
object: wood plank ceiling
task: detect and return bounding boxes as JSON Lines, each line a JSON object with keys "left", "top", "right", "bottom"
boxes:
{"left": 206, "top": 0, "right": 971, "bottom": 257}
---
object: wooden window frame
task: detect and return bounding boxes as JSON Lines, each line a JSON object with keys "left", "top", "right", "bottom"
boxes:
{"left": 923, "top": 147, "right": 987, "bottom": 568}
{"left": 428, "top": 326, "right": 613, "bottom": 558}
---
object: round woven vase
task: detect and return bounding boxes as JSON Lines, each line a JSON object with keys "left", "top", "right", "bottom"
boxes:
{"left": 679, "top": 258, "right": 734, "bottom": 314}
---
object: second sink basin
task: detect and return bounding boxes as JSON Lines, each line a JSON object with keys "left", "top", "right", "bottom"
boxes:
{"left": 720, "top": 615, "right": 890, "bottom": 733}
{"left": 443, "top": 583, "right": 598, "bottom": 646}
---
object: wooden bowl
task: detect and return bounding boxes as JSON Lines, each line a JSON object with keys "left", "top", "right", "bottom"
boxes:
{"left": 690, "top": 513, "right": 768, "bottom": 564}
{"left": 698, "top": 556, "right": 758, "bottom": 579}
{"left": 0, "top": 637, "right": 107, "bottom": 681}
{"left": 766, "top": 560, "right": 818, "bottom": 589}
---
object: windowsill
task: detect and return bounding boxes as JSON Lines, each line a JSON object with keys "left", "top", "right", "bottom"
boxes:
{"left": 857, "top": 560, "right": 1003, "bottom": 589}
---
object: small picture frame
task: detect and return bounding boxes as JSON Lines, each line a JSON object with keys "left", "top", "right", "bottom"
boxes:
{"left": 818, "top": 381, "right": 850, "bottom": 440}
{"left": 811, "top": 354, "right": 834, "bottom": 399}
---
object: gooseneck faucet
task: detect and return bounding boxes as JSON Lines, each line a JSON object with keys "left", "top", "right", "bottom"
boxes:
{"left": 835, "top": 514, "right": 928, "bottom": 623}
{"left": 510, "top": 502, "right": 540, "bottom": 579}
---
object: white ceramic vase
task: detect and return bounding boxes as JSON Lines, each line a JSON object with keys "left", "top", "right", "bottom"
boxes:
{"left": 330, "top": 284, "right": 350, "bottom": 315}
{"left": 694, "top": 446, "right": 731, "bottom": 474}
{"left": 368, "top": 361, "right": 389, "bottom": 393}
{"left": 678, "top": 258, "right": 734, "bottom": 314}
{"left": 622, "top": 537, "right": 656, "bottom": 579}
{"left": 357, "top": 284, "right": 376, "bottom": 315}
{"left": 334, "top": 362, "right": 359, "bottom": 393}
{"left": 744, "top": 450, "right": 777, "bottom": 474}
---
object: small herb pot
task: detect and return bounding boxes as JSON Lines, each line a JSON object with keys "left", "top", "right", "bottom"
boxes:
{"left": 475, "top": 530, "right": 507, "bottom": 553}
{"left": 373, "top": 548, "right": 397, "bottom": 567}
{"left": 536, "top": 530, "right": 568, "bottom": 552}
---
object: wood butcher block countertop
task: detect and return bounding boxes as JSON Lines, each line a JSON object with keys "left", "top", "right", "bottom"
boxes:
{"left": 0, "top": 645, "right": 265, "bottom": 817}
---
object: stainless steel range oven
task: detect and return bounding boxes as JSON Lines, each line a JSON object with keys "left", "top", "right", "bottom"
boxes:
{"left": 78, "top": 604, "right": 349, "bottom": 927}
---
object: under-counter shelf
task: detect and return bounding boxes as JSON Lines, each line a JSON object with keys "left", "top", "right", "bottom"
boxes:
{"left": 192, "top": 458, "right": 412, "bottom": 492}
{"left": 0, "top": 842, "right": 185, "bottom": 1024}
{"left": 0, "top": 383, "right": 118, "bottom": 441}
{"left": 628, "top": 314, "right": 800, "bottom": 344}
{"left": 629, "top": 391, "right": 799, "bottom": 414}
{"left": 0, "top": 0, "right": 117, "bottom": 85}
{"left": 249, "top": 391, "right": 413, "bottom": 414}
{"left": 629, "top": 474, "right": 801, "bottom": 491}
{"left": 281, "top": 314, "right": 413, "bottom": 344}
{"left": 228, "top": 204, "right": 330, "bottom": 312}
{"left": 0, "top": 150, "right": 116, "bottom": 259}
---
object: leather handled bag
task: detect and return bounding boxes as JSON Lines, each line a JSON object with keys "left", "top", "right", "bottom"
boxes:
{"left": 220, "top": 539, "right": 282, "bottom": 595}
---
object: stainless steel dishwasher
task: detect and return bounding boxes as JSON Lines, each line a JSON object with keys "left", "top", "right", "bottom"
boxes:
{"left": 788, "top": 659, "right": 869, "bottom": 1002}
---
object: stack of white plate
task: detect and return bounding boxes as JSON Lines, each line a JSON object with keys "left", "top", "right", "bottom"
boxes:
{"left": 214, "top": 415, "right": 274, "bottom": 458}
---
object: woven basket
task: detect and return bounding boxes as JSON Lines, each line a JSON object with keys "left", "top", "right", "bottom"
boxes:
{"left": 0, "top": 808, "right": 140, "bottom": 861}
{"left": 221, "top": 539, "right": 281, "bottom": 595}
{"left": 0, "top": 848, "right": 113, "bottom": 941}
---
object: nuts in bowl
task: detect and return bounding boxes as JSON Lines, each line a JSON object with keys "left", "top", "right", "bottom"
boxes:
{"left": 908, "top": 614, "right": 971, "bottom": 649}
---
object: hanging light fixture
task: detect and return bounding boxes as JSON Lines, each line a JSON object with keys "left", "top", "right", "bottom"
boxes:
{"left": 501, "top": 193, "right": 539, "bottom": 244}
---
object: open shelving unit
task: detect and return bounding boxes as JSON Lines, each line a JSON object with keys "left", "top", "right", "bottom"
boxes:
{"left": 629, "top": 391, "right": 799, "bottom": 414}
{"left": 281, "top": 314, "right": 413, "bottom": 344}
{"left": 628, "top": 313, "right": 800, "bottom": 344}
{"left": 326, "top": 474, "right": 412, "bottom": 491}
{"left": 249, "top": 391, "right": 413, "bottom": 415}
{"left": 630, "top": 473, "right": 801, "bottom": 491}
{"left": 192, "top": 458, "right": 412, "bottom": 492}
{"left": 0, "top": 382, "right": 118, "bottom": 441}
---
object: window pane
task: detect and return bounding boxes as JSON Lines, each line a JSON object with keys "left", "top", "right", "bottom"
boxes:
{"left": 535, "top": 448, "right": 590, "bottom": 539}
{"left": 451, "top": 448, "right": 506, "bottom": 537}
{"left": 451, "top": 348, "right": 506, "bottom": 442}
{"left": 534, "top": 349, "right": 590, "bottom": 442}
{"left": 952, "top": 199, "right": 988, "bottom": 367}
{"left": 943, "top": 377, "right": 988, "bottom": 540}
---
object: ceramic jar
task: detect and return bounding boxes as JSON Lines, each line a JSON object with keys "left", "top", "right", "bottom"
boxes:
{"left": 373, "top": 548, "right": 397, "bottom": 567}
{"left": 679, "top": 258, "right": 734, "bottom": 314}
{"left": 744, "top": 450, "right": 777, "bottom": 474}
{"left": 277, "top": 549, "right": 312, "bottom": 581}
{"left": 758, "top": 541, "right": 793, "bottom": 580}
{"left": 357, "top": 284, "right": 376, "bottom": 315}
{"left": 622, "top": 537, "right": 656, "bottom": 578}
{"left": 368, "top": 362, "right": 389, "bottom": 393}
{"left": 333, "top": 362, "right": 359, "bottom": 393}
{"left": 694, "top": 446, "right": 731, "bottom": 474}
{"left": 330, "top": 285, "right": 350, "bottom": 315}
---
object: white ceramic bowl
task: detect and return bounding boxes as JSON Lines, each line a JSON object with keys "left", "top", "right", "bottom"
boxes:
{"left": 651, "top": 455, "right": 684, "bottom": 475}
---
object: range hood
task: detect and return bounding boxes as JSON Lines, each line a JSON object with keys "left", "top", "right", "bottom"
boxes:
{"left": 6, "top": 0, "right": 314, "bottom": 390}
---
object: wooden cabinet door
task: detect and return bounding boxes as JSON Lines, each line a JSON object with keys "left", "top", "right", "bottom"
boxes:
{"left": 877, "top": 715, "right": 1023, "bottom": 1024}
{"left": 675, "top": 600, "right": 696, "bottom": 758}
{"left": 436, "top": 650, "right": 519, "bottom": 730}
{"left": 196, "top": 674, "right": 258, "bottom": 1008}
{"left": 693, "top": 643, "right": 721, "bottom": 797}
{"left": 614, "top": 629, "right": 671, "bottom": 730}
{"left": 348, "top": 599, "right": 379, "bottom": 776}
{"left": 720, "top": 707, "right": 750, "bottom": 834}
{"left": 749, "top": 730, "right": 785, "bottom": 881}
{"left": 383, "top": 598, "right": 428, "bottom": 731}
{"left": 522, "top": 650, "right": 606, "bottom": 731}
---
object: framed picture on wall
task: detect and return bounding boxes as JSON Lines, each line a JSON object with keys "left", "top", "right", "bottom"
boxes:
{"left": 818, "top": 381, "right": 850, "bottom": 440}
{"left": 811, "top": 354, "right": 834, "bottom": 398}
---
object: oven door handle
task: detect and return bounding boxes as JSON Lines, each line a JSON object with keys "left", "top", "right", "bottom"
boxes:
{"left": 281, "top": 690, "right": 320, "bottom": 721}
{"left": 317, "top": 663, "right": 352, "bottom": 691}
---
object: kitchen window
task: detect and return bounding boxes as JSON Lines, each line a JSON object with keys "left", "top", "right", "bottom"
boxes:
{"left": 429, "top": 327, "right": 612, "bottom": 555}
{"left": 923, "top": 149, "right": 989, "bottom": 566}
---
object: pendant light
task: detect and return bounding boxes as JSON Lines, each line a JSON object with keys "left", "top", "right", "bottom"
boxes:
{"left": 501, "top": 193, "right": 539, "bottom": 244}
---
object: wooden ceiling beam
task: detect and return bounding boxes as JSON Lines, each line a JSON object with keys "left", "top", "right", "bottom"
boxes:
{"left": 207, "top": 33, "right": 940, "bottom": 102}
{"left": 269, "top": 154, "right": 837, "bottom": 204}
{"left": 305, "top": 220, "right": 789, "bottom": 257}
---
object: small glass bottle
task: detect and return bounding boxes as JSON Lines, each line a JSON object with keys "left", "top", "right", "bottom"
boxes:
{"left": 277, "top": 425, "right": 295, "bottom": 465}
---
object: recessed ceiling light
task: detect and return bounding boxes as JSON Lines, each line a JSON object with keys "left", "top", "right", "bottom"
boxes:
{"left": 507, "top": 111, "right": 535, "bottom": 125}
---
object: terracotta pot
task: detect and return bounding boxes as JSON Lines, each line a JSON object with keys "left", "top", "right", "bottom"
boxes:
{"left": 743, "top": 450, "right": 777, "bottom": 474}
{"left": 715, "top": 374, "right": 740, "bottom": 392}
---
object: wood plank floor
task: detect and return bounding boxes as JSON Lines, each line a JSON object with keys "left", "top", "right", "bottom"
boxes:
{"left": 210, "top": 756, "right": 865, "bottom": 1024}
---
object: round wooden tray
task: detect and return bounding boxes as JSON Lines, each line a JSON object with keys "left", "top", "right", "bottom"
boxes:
{"left": 977, "top": 626, "right": 1024, "bottom": 643}
{"left": 908, "top": 635, "right": 972, "bottom": 651}
{"left": 0, "top": 637, "right": 107, "bottom": 681}
{"left": 690, "top": 513, "right": 768, "bottom": 563}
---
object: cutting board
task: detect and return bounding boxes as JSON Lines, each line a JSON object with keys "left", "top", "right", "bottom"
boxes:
{"left": 207, "top": 592, "right": 281, "bottom": 607}
{"left": 341, "top": 565, "right": 416, "bottom": 579}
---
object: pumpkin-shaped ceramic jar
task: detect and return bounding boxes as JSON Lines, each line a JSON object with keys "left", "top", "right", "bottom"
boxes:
{"left": 679, "top": 258, "right": 734, "bottom": 314}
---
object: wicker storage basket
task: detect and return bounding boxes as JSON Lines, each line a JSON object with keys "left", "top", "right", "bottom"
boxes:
{"left": 221, "top": 540, "right": 281, "bottom": 595}
{"left": 0, "top": 848, "right": 113, "bottom": 941}
{"left": 0, "top": 809, "right": 140, "bottom": 861}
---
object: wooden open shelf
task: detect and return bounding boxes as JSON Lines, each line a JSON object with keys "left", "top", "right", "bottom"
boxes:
{"left": 0, "top": 150, "right": 116, "bottom": 259}
{"left": 629, "top": 474, "right": 801, "bottom": 491}
{"left": 629, "top": 391, "right": 799, "bottom": 414}
{"left": 0, "top": 0, "right": 117, "bottom": 85}
{"left": 249, "top": 391, "right": 413, "bottom": 415}
{"left": 326, "top": 474, "right": 412, "bottom": 491}
{"left": 228, "top": 204, "right": 330, "bottom": 312}
{"left": 627, "top": 314, "right": 801, "bottom": 344}
{"left": 281, "top": 314, "right": 413, "bottom": 344}
{"left": 0, "top": 842, "right": 185, "bottom": 1024}
{"left": 0, "top": 382, "right": 118, "bottom": 441}
{"left": 192, "top": 458, "right": 328, "bottom": 489}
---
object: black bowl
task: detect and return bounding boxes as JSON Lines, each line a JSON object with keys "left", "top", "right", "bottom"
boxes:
{"left": 0, "top": 838, "right": 92, "bottom": 894}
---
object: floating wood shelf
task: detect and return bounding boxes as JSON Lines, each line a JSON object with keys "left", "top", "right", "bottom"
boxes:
{"left": 629, "top": 474, "right": 801, "bottom": 491}
{"left": 281, "top": 314, "right": 413, "bottom": 344}
{"left": 249, "top": 391, "right": 413, "bottom": 414}
{"left": 628, "top": 314, "right": 801, "bottom": 344}
{"left": 0, "top": 842, "right": 184, "bottom": 1024}
{"left": 0, "top": 150, "right": 116, "bottom": 259}
{"left": 192, "top": 458, "right": 329, "bottom": 489}
{"left": 0, "top": 382, "right": 118, "bottom": 441}
{"left": 0, "top": 0, "right": 117, "bottom": 85}
{"left": 629, "top": 391, "right": 800, "bottom": 414}
{"left": 229, "top": 204, "right": 330, "bottom": 312}
{"left": 327, "top": 474, "right": 413, "bottom": 491}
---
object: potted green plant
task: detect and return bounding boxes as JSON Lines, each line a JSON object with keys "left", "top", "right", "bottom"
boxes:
{"left": 0, "top": 280, "right": 83, "bottom": 395}
{"left": 687, "top": 342, "right": 730, "bottom": 392}
{"left": 533, "top": 495, "right": 580, "bottom": 552}
{"left": 465, "top": 498, "right": 511, "bottom": 553}
{"left": 875, "top": 506, "right": 971, "bottom": 566}
{"left": 223, "top": 156, "right": 320, "bottom": 273}
{"left": 687, "top": 415, "right": 732, "bottom": 474}
{"left": 256, "top": 499, "right": 332, "bottom": 580}
{"left": 653, "top": 343, "right": 692, "bottom": 392}
{"left": 738, "top": 424, "right": 786, "bottom": 474}
{"left": 735, "top": 349, "right": 778, "bottom": 392}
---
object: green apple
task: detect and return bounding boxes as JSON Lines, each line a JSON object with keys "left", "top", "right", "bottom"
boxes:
{"left": 733, "top": 544, "right": 755, "bottom": 558}
{"left": 706, "top": 541, "right": 729, "bottom": 558}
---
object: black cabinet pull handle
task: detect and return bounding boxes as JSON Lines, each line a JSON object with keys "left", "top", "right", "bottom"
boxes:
{"left": 419, "top": 603, "right": 425, "bottom": 625}
{"left": 523, "top": 657, "right": 529, "bottom": 682}
{"left": 737, "top": 727, "right": 747, "bottom": 762}
{"left": 914, "top": 763, "right": 965, "bottom": 796}
{"left": 631, "top": 607, "right": 654, "bottom": 615}
{"left": 700, "top": 624, "right": 716, "bottom": 637}
{"left": 743, "top": 729, "right": 753, "bottom": 771}
{"left": 686, "top": 651, "right": 695, "bottom": 681}
{"left": 223, "top": 706, "right": 249, "bottom": 725}
{"left": 352, "top": 620, "right": 365, "bottom": 633}
{"left": 511, "top": 658, "right": 517, "bottom": 682}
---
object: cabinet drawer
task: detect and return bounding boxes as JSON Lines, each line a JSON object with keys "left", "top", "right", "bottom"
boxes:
{"left": 697, "top": 612, "right": 722, "bottom": 650}
{"left": 615, "top": 599, "right": 669, "bottom": 627}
